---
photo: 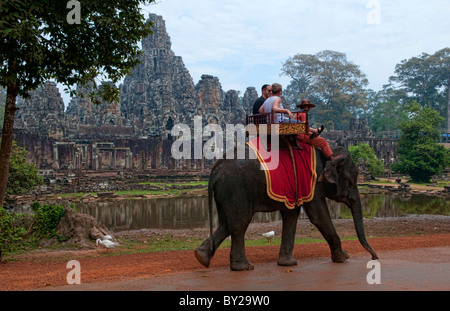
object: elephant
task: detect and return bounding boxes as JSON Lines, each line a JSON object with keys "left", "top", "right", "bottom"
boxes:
{"left": 194, "top": 144, "right": 378, "bottom": 271}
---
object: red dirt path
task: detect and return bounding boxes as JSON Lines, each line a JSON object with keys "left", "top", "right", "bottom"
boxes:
{"left": 1, "top": 233, "right": 449, "bottom": 291}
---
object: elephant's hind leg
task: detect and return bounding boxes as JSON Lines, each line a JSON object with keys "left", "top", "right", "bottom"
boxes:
{"left": 230, "top": 231, "right": 254, "bottom": 271}
{"left": 228, "top": 211, "right": 254, "bottom": 271}
{"left": 195, "top": 224, "right": 229, "bottom": 268}
{"left": 194, "top": 247, "right": 211, "bottom": 268}
{"left": 277, "top": 208, "right": 300, "bottom": 266}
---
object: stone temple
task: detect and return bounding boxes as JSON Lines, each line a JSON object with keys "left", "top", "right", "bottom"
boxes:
{"left": 12, "top": 14, "right": 397, "bottom": 181}
{"left": 13, "top": 14, "right": 253, "bottom": 175}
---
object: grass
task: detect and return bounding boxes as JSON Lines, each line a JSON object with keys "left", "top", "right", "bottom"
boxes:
{"left": 8, "top": 233, "right": 360, "bottom": 259}
{"left": 117, "top": 236, "right": 208, "bottom": 254}
{"left": 41, "top": 181, "right": 208, "bottom": 200}
{"left": 363, "top": 177, "right": 450, "bottom": 188}
{"left": 114, "top": 189, "right": 205, "bottom": 197}
{"left": 114, "top": 190, "right": 177, "bottom": 196}
{"left": 56, "top": 192, "right": 97, "bottom": 198}
{"left": 105, "top": 235, "right": 359, "bottom": 257}
{"left": 139, "top": 181, "right": 208, "bottom": 187}
{"left": 45, "top": 178, "right": 450, "bottom": 201}
{"left": 3, "top": 235, "right": 335, "bottom": 261}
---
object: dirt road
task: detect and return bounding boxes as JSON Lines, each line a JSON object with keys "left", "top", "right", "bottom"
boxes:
{"left": 1, "top": 215, "right": 449, "bottom": 291}
{"left": 1, "top": 233, "right": 449, "bottom": 291}
{"left": 39, "top": 245, "right": 449, "bottom": 291}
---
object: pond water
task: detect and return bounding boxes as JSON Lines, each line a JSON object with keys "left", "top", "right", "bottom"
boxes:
{"left": 75, "top": 193, "right": 450, "bottom": 232}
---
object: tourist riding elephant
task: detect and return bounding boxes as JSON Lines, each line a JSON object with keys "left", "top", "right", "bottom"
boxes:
{"left": 194, "top": 145, "right": 378, "bottom": 271}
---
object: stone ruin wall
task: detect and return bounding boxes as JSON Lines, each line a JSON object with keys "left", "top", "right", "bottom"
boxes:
{"left": 322, "top": 117, "right": 398, "bottom": 166}
{"left": 11, "top": 14, "right": 398, "bottom": 182}
{"left": 12, "top": 14, "right": 250, "bottom": 177}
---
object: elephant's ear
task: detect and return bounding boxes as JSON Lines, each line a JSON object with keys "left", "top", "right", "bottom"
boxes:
{"left": 321, "top": 155, "right": 346, "bottom": 196}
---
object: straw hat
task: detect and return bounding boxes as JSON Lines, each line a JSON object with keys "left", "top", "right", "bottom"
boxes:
{"left": 297, "top": 99, "right": 315, "bottom": 109}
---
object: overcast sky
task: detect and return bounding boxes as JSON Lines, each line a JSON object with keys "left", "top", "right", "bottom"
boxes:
{"left": 139, "top": 0, "right": 450, "bottom": 97}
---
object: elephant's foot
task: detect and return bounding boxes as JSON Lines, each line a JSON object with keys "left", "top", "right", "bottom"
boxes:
{"left": 331, "top": 249, "right": 350, "bottom": 263}
{"left": 194, "top": 241, "right": 214, "bottom": 267}
{"left": 194, "top": 248, "right": 211, "bottom": 267}
{"left": 230, "top": 259, "right": 254, "bottom": 271}
{"left": 277, "top": 256, "right": 298, "bottom": 267}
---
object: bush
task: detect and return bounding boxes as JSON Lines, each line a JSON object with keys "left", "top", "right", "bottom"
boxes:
{"left": 348, "top": 143, "right": 385, "bottom": 177}
{"left": 31, "top": 202, "right": 66, "bottom": 239}
{"left": 0, "top": 207, "right": 27, "bottom": 261}
{"left": 392, "top": 102, "right": 449, "bottom": 182}
{"left": 0, "top": 202, "right": 67, "bottom": 261}
{"left": 4, "top": 141, "right": 43, "bottom": 206}
{"left": 0, "top": 202, "right": 65, "bottom": 261}
{"left": 392, "top": 143, "right": 448, "bottom": 182}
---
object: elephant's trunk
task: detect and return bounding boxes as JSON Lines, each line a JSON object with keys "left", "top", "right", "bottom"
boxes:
{"left": 350, "top": 193, "right": 379, "bottom": 260}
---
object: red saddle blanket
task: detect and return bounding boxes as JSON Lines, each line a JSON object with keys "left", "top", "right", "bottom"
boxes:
{"left": 247, "top": 137, "right": 317, "bottom": 209}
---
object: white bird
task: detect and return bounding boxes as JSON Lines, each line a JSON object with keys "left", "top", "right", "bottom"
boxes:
{"left": 103, "top": 235, "right": 113, "bottom": 241}
{"left": 262, "top": 231, "right": 275, "bottom": 242}
{"left": 96, "top": 238, "right": 119, "bottom": 253}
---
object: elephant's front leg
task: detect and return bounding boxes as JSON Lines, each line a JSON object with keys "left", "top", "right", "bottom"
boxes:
{"left": 277, "top": 208, "right": 300, "bottom": 266}
{"left": 303, "top": 197, "right": 350, "bottom": 263}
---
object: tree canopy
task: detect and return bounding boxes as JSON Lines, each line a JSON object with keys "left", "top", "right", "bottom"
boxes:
{"left": 367, "top": 100, "right": 407, "bottom": 134}
{"left": 0, "top": 0, "right": 155, "bottom": 207}
{"left": 391, "top": 102, "right": 449, "bottom": 182}
{"left": 281, "top": 48, "right": 449, "bottom": 136}
{"left": 281, "top": 50, "right": 369, "bottom": 130}
{"left": 385, "top": 48, "right": 450, "bottom": 131}
{"left": 0, "top": 0, "right": 155, "bottom": 99}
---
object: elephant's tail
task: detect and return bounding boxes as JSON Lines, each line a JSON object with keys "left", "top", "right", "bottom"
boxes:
{"left": 208, "top": 180, "right": 215, "bottom": 254}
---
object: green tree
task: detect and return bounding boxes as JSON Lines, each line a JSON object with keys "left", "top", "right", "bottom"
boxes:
{"left": 391, "top": 102, "right": 449, "bottom": 182}
{"left": 4, "top": 141, "right": 43, "bottom": 206}
{"left": 386, "top": 48, "right": 450, "bottom": 131}
{"left": 0, "top": 0, "right": 155, "bottom": 207}
{"left": 368, "top": 100, "right": 407, "bottom": 134}
{"left": 0, "top": 202, "right": 67, "bottom": 261}
{"left": 348, "top": 143, "right": 385, "bottom": 177}
{"left": 281, "top": 53, "right": 320, "bottom": 108}
{"left": 434, "top": 48, "right": 450, "bottom": 134}
{"left": 31, "top": 202, "right": 66, "bottom": 239}
{"left": 0, "top": 207, "right": 27, "bottom": 261}
{"left": 281, "top": 50, "right": 369, "bottom": 130}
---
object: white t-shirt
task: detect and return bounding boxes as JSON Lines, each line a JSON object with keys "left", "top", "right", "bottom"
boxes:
{"left": 262, "top": 96, "right": 283, "bottom": 123}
